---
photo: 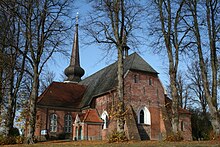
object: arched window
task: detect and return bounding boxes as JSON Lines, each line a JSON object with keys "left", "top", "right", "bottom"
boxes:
{"left": 64, "top": 114, "right": 72, "bottom": 133}
{"left": 180, "top": 121, "right": 184, "bottom": 131}
{"left": 149, "top": 78, "right": 152, "bottom": 85}
{"left": 140, "top": 110, "right": 144, "bottom": 123}
{"left": 137, "top": 107, "right": 151, "bottom": 125}
{"left": 50, "top": 114, "right": 57, "bottom": 132}
{"left": 134, "top": 75, "right": 139, "bottom": 83}
{"left": 101, "top": 111, "right": 108, "bottom": 129}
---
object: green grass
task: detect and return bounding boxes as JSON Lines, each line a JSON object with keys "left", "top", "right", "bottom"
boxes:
{"left": 3, "top": 140, "right": 220, "bottom": 147}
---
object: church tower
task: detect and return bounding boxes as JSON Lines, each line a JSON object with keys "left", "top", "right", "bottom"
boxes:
{"left": 64, "top": 14, "right": 85, "bottom": 82}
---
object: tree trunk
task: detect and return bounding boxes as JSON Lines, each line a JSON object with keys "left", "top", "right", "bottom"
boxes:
{"left": 0, "top": 51, "right": 2, "bottom": 107}
{"left": 206, "top": 0, "right": 218, "bottom": 110}
{"left": 158, "top": 0, "right": 180, "bottom": 134}
{"left": 190, "top": 0, "right": 220, "bottom": 136}
{"left": 26, "top": 67, "right": 39, "bottom": 144}
{"left": 5, "top": 52, "right": 15, "bottom": 136}
{"left": 117, "top": 46, "right": 125, "bottom": 133}
{"left": 206, "top": 0, "right": 220, "bottom": 136}
{"left": 170, "top": 70, "right": 179, "bottom": 133}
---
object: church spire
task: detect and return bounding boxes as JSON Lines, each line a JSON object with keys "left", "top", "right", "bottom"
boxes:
{"left": 64, "top": 13, "right": 85, "bottom": 82}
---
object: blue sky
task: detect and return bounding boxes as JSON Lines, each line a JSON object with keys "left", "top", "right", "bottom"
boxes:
{"left": 46, "top": 0, "right": 170, "bottom": 86}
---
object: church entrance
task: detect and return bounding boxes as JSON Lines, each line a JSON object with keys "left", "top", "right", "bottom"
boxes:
{"left": 78, "top": 126, "right": 82, "bottom": 140}
{"left": 75, "top": 126, "right": 82, "bottom": 140}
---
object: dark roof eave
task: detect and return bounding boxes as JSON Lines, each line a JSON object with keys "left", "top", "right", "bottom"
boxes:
{"left": 130, "top": 68, "right": 159, "bottom": 75}
{"left": 83, "top": 121, "right": 103, "bottom": 124}
{"left": 93, "top": 88, "right": 116, "bottom": 99}
{"left": 81, "top": 88, "right": 116, "bottom": 109}
{"left": 81, "top": 105, "right": 91, "bottom": 110}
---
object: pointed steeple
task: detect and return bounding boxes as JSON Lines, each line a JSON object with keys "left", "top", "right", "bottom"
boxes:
{"left": 64, "top": 13, "right": 85, "bottom": 82}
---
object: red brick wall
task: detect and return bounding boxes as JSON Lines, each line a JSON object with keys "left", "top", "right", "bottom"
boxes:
{"left": 35, "top": 108, "right": 77, "bottom": 139}
{"left": 35, "top": 70, "right": 192, "bottom": 141}
{"left": 124, "top": 70, "right": 165, "bottom": 140}
{"left": 73, "top": 123, "right": 102, "bottom": 140}
{"left": 95, "top": 70, "right": 191, "bottom": 141}
{"left": 179, "top": 114, "right": 192, "bottom": 140}
{"left": 87, "top": 124, "right": 102, "bottom": 140}
{"left": 95, "top": 93, "right": 117, "bottom": 139}
{"left": 95, "top": 70, "right": 167, "bottom": 140}
{"left": 35, "top": 108, "right": 47, "bottom": 136}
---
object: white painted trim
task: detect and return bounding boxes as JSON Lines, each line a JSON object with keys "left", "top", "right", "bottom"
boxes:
{"left": 74, "top": 114, "right": 81, "bottom": 124}
{"left": 101, "top": 111, "right": 108, "bottom": 129}
{"left": 124, "top": 70, "right": 130, "bottom": 78}
{"left": 137, "top": 106, "right": 151, "bottom": 125}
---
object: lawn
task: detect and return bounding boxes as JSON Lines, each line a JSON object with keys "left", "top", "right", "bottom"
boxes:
{"left": 3, "top": 140, "right": 220, "bottom": 147}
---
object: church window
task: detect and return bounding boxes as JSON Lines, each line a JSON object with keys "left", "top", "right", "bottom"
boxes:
{"left": 37, "top": 115, "right": 39, "bottom": 120}
{"left": 134, "top": 75, "right": 139, "bottom": 83}
{"left": 101, "top": 111, "right": 108, "bottom": 129}
{"left": 50, "top": 114, "right": 57, "bottom": 132}
{"left": 143, "top": 87, "right": 146, "bottom": 95}
{"left": 140, "top": 110, "right": 144, "bottom": 123}
{"left": 64, "top": 114, "right": 72, "bottom": 133}
{"left": 149, "top": 78, "right": 152, "bottom": 85}
{"left": 138, "top": 107, "right": 151, "bottom": 125}
{"left": 181, "top": 121, "right": 184, "bottom": 131}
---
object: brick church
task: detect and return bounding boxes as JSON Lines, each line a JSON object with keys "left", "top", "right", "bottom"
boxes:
{"left": 34, "top": 20, "right": 192, "bottom": 141}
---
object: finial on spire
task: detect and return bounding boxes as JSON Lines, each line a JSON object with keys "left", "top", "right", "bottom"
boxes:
{"left": 76, "top": 12, "right": 79, "bottom": 24}
{"left": 64, "top": 12, "right": 84, "bottom": 82}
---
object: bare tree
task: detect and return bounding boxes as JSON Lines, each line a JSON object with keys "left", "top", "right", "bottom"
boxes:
{"left": 149, "top": 0, "right": 189, "bottom": 134}
{"left": 14, "top": 0, "right": 75, "bottom": 143}
{"left": 84, "top": 0, "right": 145, "bottom": 133}
{"left": 0, "top": 0, "right": 28, "bottom": 136}
{"left": 187, "top": 61, "right": 207, "bottom": 114}
{"left": 186, "top": 0, "right": 220, "bottom": 136}
{"left": 176, "top": 72, "right": 190, "bottom": 109}
{"left": 40, "top": 70, "right": 56, "bottom": 93}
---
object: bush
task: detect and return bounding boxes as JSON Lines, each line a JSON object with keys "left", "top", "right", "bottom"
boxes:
{"left": 58, "top": 133, "right": 66, "bottom": 140}
{"left": 0, "top": 135, "right": 24, "bottom": 145}
{"left": 9, "top": 127, "right": 20, "bottom": 136}
{"left": 165, "top": 132, "right": 183, "bottom": 142}
{"left": 209, "top": 131, "right": 220, "bottom": 141}
{"left": 108, "top": 130, "right": 128, "bottom": 143}
{"left": 15, "top": 136, "right": 25, "bottom": 144}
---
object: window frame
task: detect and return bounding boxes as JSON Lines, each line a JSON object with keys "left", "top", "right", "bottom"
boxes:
{"left": 140, "top": 110, "right": 144, "bottom": 123}
{"left": 64, "top": 114, "right": 72, "bottom": 133}
{"left": 134, "top": 74, "right": 139, "bottom": 83}
{"left": 101, "top": 111, "right": 108, "bottom": 129}
{"left": 180, "top": 121, "right": 185, "bottom": 131}
{"left": 149, "top": 78, "right": 152, "bottom": 85}
{"left": 50, "top": 113, "right": 58, "bottom": 132}
{"left": 137, "top": 106, "right": 151, "bottom": 125}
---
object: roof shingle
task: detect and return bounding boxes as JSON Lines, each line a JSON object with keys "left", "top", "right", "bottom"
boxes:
{"left": 37, "top": 82, "right": 86, "bottom": 109}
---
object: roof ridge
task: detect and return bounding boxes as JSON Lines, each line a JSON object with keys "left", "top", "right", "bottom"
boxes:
{"left": 81, "top": 61, "right": 117, "bottom": 82}
{"left": 81, "top": 52, "right": 137, "bottom": 82}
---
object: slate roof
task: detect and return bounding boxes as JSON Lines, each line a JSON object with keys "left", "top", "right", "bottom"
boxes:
{"left": 37, "top": 82, "right": 86, "bottom": 109}
{"left": 37, "top": 52, "right": 158, "bottom": 110}
{"left": 79, "top": 52, "right": 158, "bottom": 108}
